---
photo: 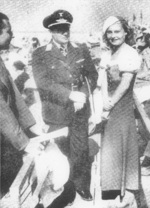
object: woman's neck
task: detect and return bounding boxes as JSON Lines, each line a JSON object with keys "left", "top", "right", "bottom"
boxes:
{"left": 111, "top": 42, "right": 125, "bottom": 55}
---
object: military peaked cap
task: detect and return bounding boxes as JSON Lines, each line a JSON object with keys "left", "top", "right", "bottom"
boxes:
{"left": 43, "top": 10, "right": 73, "bottom": 29}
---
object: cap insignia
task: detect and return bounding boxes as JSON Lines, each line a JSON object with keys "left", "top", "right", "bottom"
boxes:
{"left": 59, "top": 12, "right": 63, "bottom": 17}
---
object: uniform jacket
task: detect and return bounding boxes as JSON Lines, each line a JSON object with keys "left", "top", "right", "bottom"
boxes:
{"left": 32, "top": 41, "right": 98, "bottom": 125}
{"left": 0, "top": 57, "right": 35, "bottom": 151}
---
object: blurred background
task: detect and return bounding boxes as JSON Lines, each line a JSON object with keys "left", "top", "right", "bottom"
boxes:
{"left": 0, "top": 0, "right": 149, "bottom": 45}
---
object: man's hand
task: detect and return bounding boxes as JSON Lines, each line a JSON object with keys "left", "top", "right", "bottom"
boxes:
{"left": 69, "top": 91, "right": 86, "bottom": 103}
{"left": 30, "top": 123, "right": 49, "bottom": 135}
{"left": 74, "top": 102, "right": 84, "bottom": 112}
{"left": 24, "top": 139, "right": 45, "bottom": 156}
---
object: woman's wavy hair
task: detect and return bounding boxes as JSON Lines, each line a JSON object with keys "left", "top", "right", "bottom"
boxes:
{"left": 103, "top": 16, "right": 135, "bottom": 47}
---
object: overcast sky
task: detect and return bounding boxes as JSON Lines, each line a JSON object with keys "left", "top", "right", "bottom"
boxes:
{"left": 0, "top": 0, "right": 149, "bottom": 36}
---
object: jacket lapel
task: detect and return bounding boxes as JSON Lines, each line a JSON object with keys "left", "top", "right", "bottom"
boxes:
{"left": 67, "top": 42, "right": 79, "bottom": 65}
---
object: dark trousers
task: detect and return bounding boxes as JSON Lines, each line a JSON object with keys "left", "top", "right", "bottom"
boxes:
{"left": 0, "top": 137, "right": 23, "bottom": 198}
{"left": 47, "top": 108, "right": 92, "bottom": 191}
{"left": 69, "top": 109, "right": 92, "bottom": 191}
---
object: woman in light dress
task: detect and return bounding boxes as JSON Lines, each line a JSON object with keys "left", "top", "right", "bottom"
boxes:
{"left": 97, "top": 16, "right": 141, "bottom": 205}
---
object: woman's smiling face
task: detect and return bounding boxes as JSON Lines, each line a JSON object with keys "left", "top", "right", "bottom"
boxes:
{"left": 106, "top": 22, "right": 127, "bottom": 48}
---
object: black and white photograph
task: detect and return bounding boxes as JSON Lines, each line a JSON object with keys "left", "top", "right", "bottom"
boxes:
{"left": 0, "top": 0, "right": 150, "bottom": 207}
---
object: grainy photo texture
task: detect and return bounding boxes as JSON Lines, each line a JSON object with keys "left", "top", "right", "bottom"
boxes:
{"left": 0, "top": 1, "right": 150, "bottom": 208}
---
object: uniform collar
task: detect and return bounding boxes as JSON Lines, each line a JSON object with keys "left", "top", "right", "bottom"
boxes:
{"left": 45, "top": 42, "right": 53, "bottom": 51}
{"left": 45, "top": 40, "right": 79, "bottom": 63}
{"left": 45, "top": 40, "right": 68, "bottom": 51}
{"left": 53, "top": 40, "right": 68, "bottom": 50}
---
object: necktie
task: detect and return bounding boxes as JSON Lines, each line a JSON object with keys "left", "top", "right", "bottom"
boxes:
{"left": 60, "top": 45, "right": 67, "bottom": 56}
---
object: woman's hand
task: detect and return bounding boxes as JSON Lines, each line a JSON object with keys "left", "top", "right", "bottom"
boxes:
{"left": 103, "top": 98, "right": 114, "bottom": 111}
{"left": 24, "top": 139, "right": 45, "bottom": 156}
{"left": 69, "top": 91, "right": 86, "bottom": 103}
{"left": 30, "top": 123, "right": 49, "bottom": 135}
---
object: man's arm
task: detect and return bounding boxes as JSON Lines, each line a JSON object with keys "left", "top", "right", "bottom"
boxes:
{"left": 103, "top": 73, "right": 134, "bottom": 111}
{"left": 0, "top": 92, "right": 45, "bottom": 154}
{"left": 0, "top": 92, "right": 29, "bottom": 151}
{"left": 81, "top": 44, "right": 98, "bottom": 94}
{"left": 111, "top": 73, "right": 134, "bottom": 105}
{"left": 9, "top": 76, "right": 36, "bottom": 130}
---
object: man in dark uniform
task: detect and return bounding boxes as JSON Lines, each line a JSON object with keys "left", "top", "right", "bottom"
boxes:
{"left": 0, "top": 12, "right": 43, "bottom": 198}
{"left": 32, "top": 9, "right": 98, "bottom": 201}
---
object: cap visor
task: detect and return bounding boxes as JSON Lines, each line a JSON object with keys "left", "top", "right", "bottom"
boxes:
{"left": 48, "top": 22, "right": 71, "bottom": 28}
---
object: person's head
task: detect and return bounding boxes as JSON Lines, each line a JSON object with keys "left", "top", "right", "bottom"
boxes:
{"left": 0, "top": 13, "right": 13, "bottom": 50}
{"left": 103, "top": 16, "right": 134, "bottom": 49}
{"left": 31, "top": 37, "right": 40, "bottom": 48}
{"left": 43, "top": 10, "right": 73, "bottom": 45}
{"left": 13, "top": 60, "right": 26, "bottom": 71}
{"left": 143, "top": 30, "right": 150, "bottom": 47}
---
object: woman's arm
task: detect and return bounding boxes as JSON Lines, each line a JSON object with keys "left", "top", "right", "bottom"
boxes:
{"left": 103, "top": 72, "right": 134, "bottom": 111}
{"left": 111, "top": 72, "right": 134, "bottom": 105}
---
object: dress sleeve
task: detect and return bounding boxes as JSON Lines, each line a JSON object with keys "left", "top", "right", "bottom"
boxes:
{"left": 118, "top": 47, "right": 142, "bottom": 74}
